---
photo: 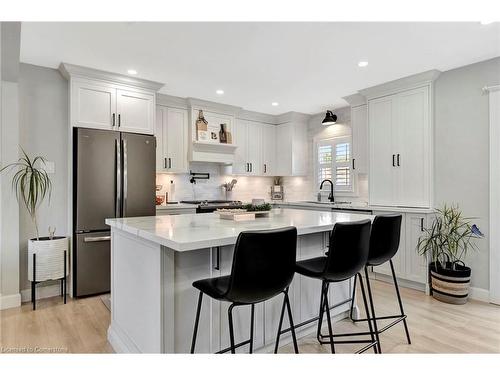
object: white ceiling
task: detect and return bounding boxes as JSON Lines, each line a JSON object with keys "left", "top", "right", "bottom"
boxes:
{"left": 20, "top": 22, "right": 500, "bottom": 115}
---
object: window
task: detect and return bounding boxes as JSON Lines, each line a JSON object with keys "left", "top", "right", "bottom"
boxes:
{"left": 316, "top": 136, "right": 353, "bottom": 192}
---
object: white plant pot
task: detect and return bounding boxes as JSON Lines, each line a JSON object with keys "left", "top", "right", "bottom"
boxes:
{"left": 28, "top": 237, "right": 69, "bottom": 282}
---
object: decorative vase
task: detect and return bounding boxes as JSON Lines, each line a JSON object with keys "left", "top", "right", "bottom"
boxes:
{"left": 219, "top": 123, "right": 228, "bottom": 144}
{"left": 28, "top": 237, "right": 69, "bottom": 282}
{"left": 196, "top": 110, "right": 208, "bottom": 141}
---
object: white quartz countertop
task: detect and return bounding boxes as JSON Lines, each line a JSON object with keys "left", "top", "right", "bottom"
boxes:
{"left": 279, "top": 201, "right": 435, "bottom": 214}
{"left": 105, "top": 208, "right": 374, "bottom": 252}
{"left": 156, "top": 203, "right": 198, "bottom": 210}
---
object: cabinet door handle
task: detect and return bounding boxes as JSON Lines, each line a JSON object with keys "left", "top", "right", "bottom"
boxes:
{"left": 392, "top": 154, "right": 396, "bottom": 167}
{"left": 214, "top": 247, "right": 220, "bottom": 270}
{"left": 168, "top": 158, "right": 172, "bottom": 169}
{"left": 164, "top": 157, "right": 167, "bottom": 169}
{"left": 352, "top": 158, "right": 356, "bottom": 170}
{"left": 112, "top": 113, "right": 116, "bottom": 127}
{"left": 264, "top": 164, "right": 267, "bottom": 173}
{"left": 397, "top": 154, "right": 401, "bottom": 166}
{"left": 420, "top": 218, "right": 424, "bottom": 231}
{"left": 118, "top": 114, "right": 121, "bottom": 127}
{"left": 250, "top": 163, "right": 252, "bottom": 172}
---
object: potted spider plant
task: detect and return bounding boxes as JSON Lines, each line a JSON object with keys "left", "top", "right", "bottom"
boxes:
{"left": 417, "top": 204, "right": 483, "bottom": 304}
{"left": 1, "top": 149, "right": 68, "bottom": 296}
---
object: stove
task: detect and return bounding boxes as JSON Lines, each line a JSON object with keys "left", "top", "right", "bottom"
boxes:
{"left": 180, "top": 200, "right": 244, "bottom": 213}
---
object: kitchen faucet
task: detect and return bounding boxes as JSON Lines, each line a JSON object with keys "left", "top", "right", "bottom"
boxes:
{"left": 320, "top": 179, "right": 335, "bottom": 203}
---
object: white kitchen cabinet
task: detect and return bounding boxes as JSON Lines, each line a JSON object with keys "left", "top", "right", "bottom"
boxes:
{"left": 61, "top": 64, "right": 162, "bottom": 136}
{"left": 71, "top": 80, "right": 116, "bottom": 130}
{"left": 368, "top": 86, "right": 431, "bottom": 208}
{"left": 404, "top": 213, "right": 428, "bottom": 284}
{"left": 233, "top": 119, "right": 263, "bottom": 176}
{"left": 371, "top": 211, "right": 431, "bottom": 288}
{"left": 351, "top": 104, "right": 368, "bottom": 175}
{"left": 116, "top": 89, "right": 155, "bottom": 134}
{"left": 276, "top": 121, "right": 308, "bottom": 176}
{"left": 156, "top": 106, "right": 188, "bottom": 173}
{"left": 261, "top": 123, "right": 276, "bottom": 175}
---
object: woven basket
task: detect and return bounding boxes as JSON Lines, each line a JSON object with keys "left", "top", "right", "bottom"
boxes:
{"left": 430, "top": 260, "right": 471, "bottom": 305}
{"left": 28, "top": 236, "right": 69, "bottom": 282}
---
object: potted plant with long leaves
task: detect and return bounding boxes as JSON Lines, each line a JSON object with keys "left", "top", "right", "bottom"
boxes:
{"left": 417, "top": 204, "right": 483, "bottom": 304}
{"left": 1, "top": 149, "right": 69, "bottom": 308}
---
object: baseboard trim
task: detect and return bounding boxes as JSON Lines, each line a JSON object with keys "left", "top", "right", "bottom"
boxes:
{"left": 20, "top": 283, "right": 63, "bottom": 303}
{"left": 0, "top": 293, "right": 21, "bottom": 310}
{"left": 469, "top": 287, "right": 490, "bottom": 303}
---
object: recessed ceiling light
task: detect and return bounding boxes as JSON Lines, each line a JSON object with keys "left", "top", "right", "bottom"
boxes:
{"left": 271, "top": 102, "right": 279, "bottom": 106}
{"left": 480, "top": 21, "right": 494, "bottom": 25}
{"left": 127, "top": 69, "right": 137, "bottom": 75}
{"left": 216, "top": 89, "right": 224, "bottom": 95}
{"left": 358, "top": 61, "right": 369, "bottom": 67}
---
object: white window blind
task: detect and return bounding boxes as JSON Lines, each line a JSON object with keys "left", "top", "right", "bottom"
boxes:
{"left": 316, "top": 136, "right": 353, "bottom": 192}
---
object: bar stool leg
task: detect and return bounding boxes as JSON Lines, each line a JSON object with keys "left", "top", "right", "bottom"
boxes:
{"left": 316, "top": 281, "right": 327, "bottom": 343}
{"left": 322, "top": 283, "right": 335, "bottom": 354}
{"left": 32, "top": 253, "right": 36, "bottom": 311}
{"left": 274, "top": 293, "right": 286, "bottom": 353}
{"left": 190, "top": 291, "right": 204, "bottom": 353}
{"left": 284, "top": 289, "right": 299, "bottom": 354}
{"left": 249, "top": 304, "right": 255, "bottom": 353}
{"left": 390, "top": 260, "right": 411, "bottom": 344}
{"left": 357, "top": 273, "right": 378, "bottom": 354}
{"left": 228, "top": 304, "right": 236, "bottom": 354}
{"left": 63, "top": 250, "right": 67, "bottom": 304}
{"left": 364, "top": 267, "right": 381, "bottom": 353}
{"left": 349, "top": 274, "right": 358, "bottom": 320}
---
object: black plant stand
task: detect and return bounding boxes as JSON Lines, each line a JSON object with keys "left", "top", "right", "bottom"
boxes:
{"left": 32, "top": 250, "right": 67, "bottom": 310}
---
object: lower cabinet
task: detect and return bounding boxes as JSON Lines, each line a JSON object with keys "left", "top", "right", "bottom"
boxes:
{"left": 372, "top": 211, "right": 430, "bottom": 286}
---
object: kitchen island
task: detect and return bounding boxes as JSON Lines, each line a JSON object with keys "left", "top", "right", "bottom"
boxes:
{"left": 105, "top": 208, "right": 374, "bottom": 353}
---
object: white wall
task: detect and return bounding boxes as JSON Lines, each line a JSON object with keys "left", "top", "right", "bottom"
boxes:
{"left": 0, "top": 22, "right": 21, "bottom": 309}
{"left": 18, "top": 63, "right": 68, "bottom": 292}
{"left": 434, "top": 56, "right": 500, "bottom": 291}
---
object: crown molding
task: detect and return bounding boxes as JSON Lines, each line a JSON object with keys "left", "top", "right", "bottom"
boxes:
{"left": 359, "top": 69, "right": 441, "bottom": 100}
{"left": 186, "top": 97, "right": 242, "bottom": 116}
{"left": 275, "top": 111, "right": 311, "bottom": 124}
{"left": 156, "top": 93, "right": 188, "bottom": 109}
{"left": 237, "top": 109, "right": 277, "bottom": 124}
{"left": 342, "top": 93, "right": 367, "bottom": 107}
{"left": 59, "top": 63, "right": 164, "bottom": 91}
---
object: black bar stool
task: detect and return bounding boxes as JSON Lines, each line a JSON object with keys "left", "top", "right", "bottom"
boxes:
{"left": 349, "top": 214, "right": 411, "bottom": 353}
{"left": 190, "top": 227, "right": 299, "bottom": 354}
{"left": 295, "top": 220, "right": 378, "bottom": 354}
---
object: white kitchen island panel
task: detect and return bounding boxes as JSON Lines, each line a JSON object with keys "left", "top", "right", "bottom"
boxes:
{"left": 106, "top": 209, "right": 374, "bottom": 353}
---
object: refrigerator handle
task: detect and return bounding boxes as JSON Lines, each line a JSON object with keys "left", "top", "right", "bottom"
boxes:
{"left": 116, "top": 138, "right": 122, "bottom": 218}
{"left": 123, "top": 138, "right": 128, "bottom": 217}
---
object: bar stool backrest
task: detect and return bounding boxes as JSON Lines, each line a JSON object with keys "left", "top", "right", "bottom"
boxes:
{"left": 225, "top": 227, "right": 298, "bottom": 304}
{"left": 368, "top": 214, "right": 402, "bottom": 265}
{"left": 324, "top": 220, "right": 372, "bottom": 280}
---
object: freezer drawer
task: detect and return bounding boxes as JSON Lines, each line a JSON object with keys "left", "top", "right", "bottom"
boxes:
{"left": 74, "top": 231, "right": 111, "bottom": 297}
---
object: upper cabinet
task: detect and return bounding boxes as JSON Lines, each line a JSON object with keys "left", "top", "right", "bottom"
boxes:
{"left": 360, "top": 70, "right": 439, "bottom": 208}
{"left": 156, "top": 106, "right": 189, "bottom": 173}
{"left": 232, "top": 120, "right": 276, "bottom": 176}
{"left": 343, "top": 93, "right": 369, "bottom": 175}
{"left": 276, "top": 119, "right": 308, "bottom": 176}
{"left": 60, "top": 63, "right": 163, "bottom": 135}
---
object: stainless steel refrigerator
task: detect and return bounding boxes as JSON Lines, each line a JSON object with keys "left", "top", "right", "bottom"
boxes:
{"left": 73, "top": 128, "right": 156, "bottom": 297}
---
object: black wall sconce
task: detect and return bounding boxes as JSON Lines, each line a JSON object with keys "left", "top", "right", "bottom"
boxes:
{"left": 322, "top": 110, "right": 337, "bottom": 126}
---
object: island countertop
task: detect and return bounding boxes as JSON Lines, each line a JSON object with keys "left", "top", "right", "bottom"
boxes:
{"left": 105, "top": 208, "right": 374, "bottom": 252}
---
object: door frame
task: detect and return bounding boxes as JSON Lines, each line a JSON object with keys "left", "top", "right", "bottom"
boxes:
{"left": 488, "top": 85, "right": 500, "bottom": 305}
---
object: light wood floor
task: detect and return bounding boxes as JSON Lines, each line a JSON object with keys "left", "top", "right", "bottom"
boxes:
{"left": 1, "top": 280, "right": 499, "bottom": 354}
